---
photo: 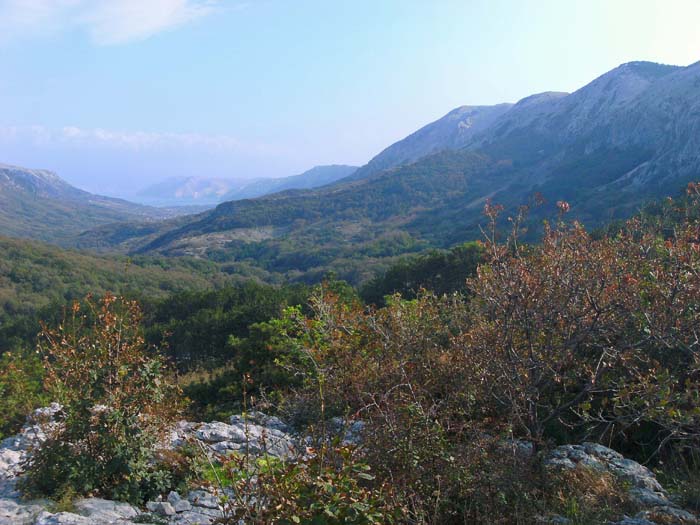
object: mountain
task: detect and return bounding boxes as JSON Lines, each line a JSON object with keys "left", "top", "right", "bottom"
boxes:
{"left": 221, "top": 165, "right": 358, "bottom": 201}
{"left": 350, "top": 104, "right": 513, "bottom": 180}
{"left": 78, "top": 61, "right": 700, "bottom": 284}
{"left": 133, "top": 165, "right": 358, "bottom": 207}
{"left": 0, "top": 163, "right": 198, "bottom": 245}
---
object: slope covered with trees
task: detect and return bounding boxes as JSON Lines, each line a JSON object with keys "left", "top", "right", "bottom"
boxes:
{"left": 75, "top": 62, "right": 700, "bottom": 286}
{"left": 0, "top": 236, "right": 230, "bottom": 352}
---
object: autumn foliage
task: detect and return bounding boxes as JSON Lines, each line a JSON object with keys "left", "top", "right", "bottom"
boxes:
{"left": 21, "top": 293, "right": 182, "bottom": 503}
{"left": 272, "top": 184, "right": 700, "bottom": 522}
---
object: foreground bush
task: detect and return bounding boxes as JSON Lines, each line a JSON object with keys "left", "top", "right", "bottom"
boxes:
{"left": 213, "top": 445, "right": 404, "bottom": 525}
{"left": 266, "top": 186, "right": 700, "bottom": 523}
{"left": 21, "top": 293, "right": 183, "bottom": 504}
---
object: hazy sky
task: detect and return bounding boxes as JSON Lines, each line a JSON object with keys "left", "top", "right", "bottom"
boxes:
{"left": 0, "top": 0, "right": 698, "bottom": 197}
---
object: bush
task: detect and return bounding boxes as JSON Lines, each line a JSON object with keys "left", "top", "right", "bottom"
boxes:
{"left": 269, "top": 186, "right": 700, "bottom": 523}
{"left": 214, "top": 445, "right": 404, "bottom": 525}
{"left": 0, "top": 348, "right": 47, "bottom": 439}
{"left": 21, "top": 293, "right": 183, "bottom": 504}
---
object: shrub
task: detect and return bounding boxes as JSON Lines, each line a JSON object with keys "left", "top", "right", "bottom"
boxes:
{"left": 21, "top": 293, "right": 183, "bottom": 504}
{"left": 0, "top": 348, "right": 47, "bottom": 439}
{"left": 215, "top": 445, "right": 404, "bottom": 525}
{"left": 271, "top": 186, "right": 700, "bottom": 522}
{"left": 461, "top": 192, "right": 700, "bottom": 455}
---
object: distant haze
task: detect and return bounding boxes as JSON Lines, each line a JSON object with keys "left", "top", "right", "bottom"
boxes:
{"left": 0, "top": 0, "right": 698, "bottom": 197}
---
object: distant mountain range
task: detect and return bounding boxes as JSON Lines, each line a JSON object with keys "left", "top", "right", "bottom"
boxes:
{"left": 0, "top": 164, "right": 201, "bottom": 245}
{"left": 75, "top": 60, "right": 700, "bottom": 283}
{"left": 134, "top": 165, "right": 358, "bottom": 206}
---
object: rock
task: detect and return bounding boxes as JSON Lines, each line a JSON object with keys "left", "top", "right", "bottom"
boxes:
{"left": 0, "top": 449, "right": 23, "bottom": 478}
{"left": 628, "top": 488, "right": 671, "bottom": 507}
{"left": 187, "top": 490, "right": 220, "bottom": 510}
{"left": 74, "top": 498, "right": 139, "bottom": 520}
{"left": 231, "top": 411, "right": 290, "bottom": 433}
{"left": 167, "top": 491, "right": 192, "bottom": 513}
{"left": 0, "top": 497, "right": 45, "bottom": 524}
{"left": 147, "top": 500, "right": 176, "bottom": 516}
{"left": 195, "top": 422, "right": 247, "bottom": 444}
{"left": 28, "top": 403, "right": 63, "bottom": 424}
{"left": 546, "top": 443, "right": 664, "bottom": 493}
{"left": 168, "top": 509, "right": 218, "bottom": 524}
{"left": 34, "top": 511, "right": 95, "bottom": 525}
{"left": 547, "top": 442, "right": 699, "bottom": 524}
{"left": 191, "top": 417, "right": 295, "bottom": 459}
{"left": 613, "top": 517, "right": 657, "bottom": 525}
{"left": 329, "top": 417, "right": 365, "bottom": 446}
{"left": 633, "top": 506, "right": 699, "bottom": 523}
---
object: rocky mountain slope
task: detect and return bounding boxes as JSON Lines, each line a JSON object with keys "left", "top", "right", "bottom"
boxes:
{"left": 76, "top": 61, "right": 700, "bottom": 282}
{"left": 349, "top": 104, "right": 513, "bottom": 180}
{"left": 0, "top": 164, "right": 199, "bottom": 245}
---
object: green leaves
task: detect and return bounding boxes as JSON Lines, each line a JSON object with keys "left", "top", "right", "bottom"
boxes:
{"left": 21, "top": 294, "right": 183, "bottom": 504}
{"left": 217, "top": 447, "right": 401, "bottom": 525}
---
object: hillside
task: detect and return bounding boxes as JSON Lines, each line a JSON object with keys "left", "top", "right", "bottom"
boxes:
{"left": 350, "top": 103, "right": 513, "bottom": 180}
{"left": 77, "top": 61, "right": 700, "bottom": 283}
{"left": 0, "top": 164, "right": 199, "bottom": 245}
{"left": 0, "top": 235, "right": 237, "bottom": 352}
{"left": 77, "top": 150, "right": 506, "bottom": 282}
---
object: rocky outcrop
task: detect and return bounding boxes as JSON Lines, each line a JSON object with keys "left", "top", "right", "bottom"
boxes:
{"left": 170, "top": 412, "right": 296, "bottom": 458}
{"left": 0, "top": 407, "right": 297, "bottom": 524}
{"left": 545, "top": 442, "right": 698, "bottom": 524}
{"left": 4, "top": 407, "right": 698, "bottom": 524}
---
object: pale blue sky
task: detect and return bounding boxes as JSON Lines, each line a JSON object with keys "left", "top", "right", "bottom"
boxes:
{"left": 0, "top": 0, "right": 698, "bottom": 196}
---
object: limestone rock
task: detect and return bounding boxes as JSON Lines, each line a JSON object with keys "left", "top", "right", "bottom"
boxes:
{"left": 73, "top": 498, "right": 139, "bottom": 520}
{"left": 167, "top": 491, "right": 192, "bottom": 513}
{"left": 547, "top": 442, "right": 699, "bottom": 524}
{"left": 146, "top": 501, "right": 176, "bottom": 516}
{"left": 191, "top": 415, "right": 295, "bottom": 458}
{"left": 187, "top": 490, "right": 219, "bottom": 510}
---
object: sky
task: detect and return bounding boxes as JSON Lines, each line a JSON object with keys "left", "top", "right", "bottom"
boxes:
{"left": 0, "top": 0, "right": 698, "bottom": 197}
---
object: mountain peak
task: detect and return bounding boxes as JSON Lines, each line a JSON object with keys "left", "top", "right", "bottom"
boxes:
{"left": 0, "top": 163, "right": 85, "bottom": 200}
{"left": 512, "top": 91, "right": 568, "bottom": 109}
{"left": 352, "top": 103, "right": 513, "bottom": 179}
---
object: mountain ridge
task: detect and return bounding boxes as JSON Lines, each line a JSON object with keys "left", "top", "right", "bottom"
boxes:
{"left": 0, "top": 164, "right": 201, "bottom": 245}
{"left": 27, "top": 60, "right": 700, "bottom": 283}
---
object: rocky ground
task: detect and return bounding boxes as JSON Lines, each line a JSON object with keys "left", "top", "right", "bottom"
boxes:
{"left": 0, "top": 407, "right": 697, "bottom": 524}
{"left": 0, "top": 407, "right": 297, "bottom": 525}
{"left": 545, "top": 443, "right": 698, "bottom": 525}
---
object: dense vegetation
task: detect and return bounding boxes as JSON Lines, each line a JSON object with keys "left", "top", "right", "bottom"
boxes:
{"left": 0, "top": 235, "right": 233, "bottom": 353}
{"left": 251, "top": 187, "right": 700, "bottom": 522}
{"left": 6, "top": 185, "right": 700, "bottom": 522}
{"left": 359, "top": 241, "right": 483, "bottom": 305}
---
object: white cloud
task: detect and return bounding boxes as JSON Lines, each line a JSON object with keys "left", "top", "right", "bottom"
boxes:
{"left": 0, "top": 0, "right": 223, "bottom": 45}
{"left": 0, "top": 124, "right": 284, "bottom": 156}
